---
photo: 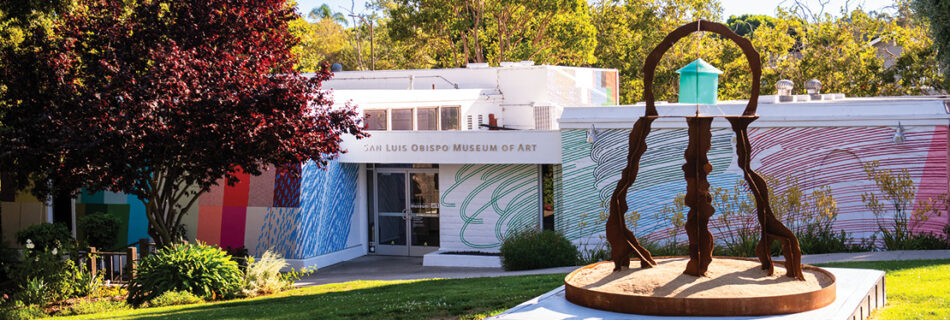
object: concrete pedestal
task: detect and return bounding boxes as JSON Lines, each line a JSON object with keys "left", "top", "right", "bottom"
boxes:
{"left": 491, "top": 268, "right": 885, "bottom": 320}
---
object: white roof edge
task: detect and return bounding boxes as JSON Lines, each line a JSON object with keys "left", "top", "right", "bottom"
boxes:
{"left": 304, "top": 65, "right": 619, "bottom": 77}
{"left": 559, "top": 98, "right": 950, "bottom": 128}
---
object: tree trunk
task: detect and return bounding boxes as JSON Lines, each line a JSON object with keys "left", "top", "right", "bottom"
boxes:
{"left": 144, "top": 170, "right": 201, "bottom": 248}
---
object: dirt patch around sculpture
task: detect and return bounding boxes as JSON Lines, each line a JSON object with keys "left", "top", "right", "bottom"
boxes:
{"left": 567, "top": 257, "right": 833, "bottom": 298}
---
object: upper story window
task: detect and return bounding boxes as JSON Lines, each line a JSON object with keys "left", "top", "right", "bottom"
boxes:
{"left": 417, "top": 107, "right": 438, "bottom": 130}
{"left": 391, "top": 109, "right": 413, "bottom": 130}
{"left": 441, "top": 106, "right": 460, "bottom": 130}
{"left": 365, "top": 109, "right": 387, "bottom": 130}
{"left": 364, "top": 106, "right": 462, "bottom": 131}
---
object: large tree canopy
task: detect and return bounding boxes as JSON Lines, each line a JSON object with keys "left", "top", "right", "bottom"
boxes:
{"left": 382, "top": 0, "right": 597, "bottom": 67}
{"left": 0, "top": 0, "right": 366, "bottom": 247}
{"left": 913, "top": 0, "right": 950, "bottom": 87}
{"left": 589, "top": 0, "right": 942, "bottom": 104}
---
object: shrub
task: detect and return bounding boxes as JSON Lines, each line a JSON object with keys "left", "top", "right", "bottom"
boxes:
{"left": 642, "top": 240, "right": 689, "bottom": 257}
{"left": 0, "top": 241, "right": 17, "bottom": 283}
{"left": 242, "top": 250, "right": 290, "bottom": 297}
{"left": 77, "top": 213, "right": 121, "bottom": 249}
{"left": 147, "top": 291, "right": 203, "bottom": 307}
{"left": 796, "top": 223, "right": 853, "bottom": 254}
{"left": 575, "top": 239, "right": 610, "bottom": 265}
{"left": 897, "top": 232, "right": 950, "bottom": 250}
{"left": 59, "top": 299, "right": 129, "bottom": 316}
{"left": 91, "top": 285, "right": 127, "bottom": 299}
{"left": 500, "top": 229, "right": 577, "bottom": 271}
{"left": 62, "top": 260, "right": 100, "bottom": 299}
{"left": 862, "top": 161, "right": 950, "bottom": 250}
{"left": 7, "top": 251, "right": 96, "bottom": 303}
{"left": 0, "top": 301, "right": 45, "bottom": 320}
{"left": 14, "top": 278, "right": 49, "bottom": 306}
{"left": 15, "top": 223, "right": 74, "bottom": 252}
{"left": 127, "top": 243, "right": 243, "bottom": 307}
{"left": 225, "top": 246, "right": 250, "bottom": 271}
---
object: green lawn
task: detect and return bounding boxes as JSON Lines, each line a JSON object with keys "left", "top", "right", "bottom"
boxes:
{"left": 816, "top": 259, "right": 950, "bottom": 320}
{"left": 58, "top": 274, "right": 565, "bottom": 320}
{"left": 57, "top": 259, "right": 950, "bottom": 320}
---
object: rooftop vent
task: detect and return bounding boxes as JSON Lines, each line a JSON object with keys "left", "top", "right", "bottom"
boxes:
{"left": 805, "top": 79, "right": 822, "bottom": 100}
{"left": 776, "top": 79, "right": 794, "bottom": 102}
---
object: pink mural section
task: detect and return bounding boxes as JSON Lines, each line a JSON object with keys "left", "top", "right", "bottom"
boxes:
{"left": 191, "top": 162, "right": 360, "bottom": 259}
{"left": 749, "top": 125, "right": 949, "bottom": 238}
{"left": 197, "top": 168, "right": 270, "bottom": 251}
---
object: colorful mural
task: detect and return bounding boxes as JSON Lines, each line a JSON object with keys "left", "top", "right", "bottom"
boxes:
{"left": 61, "top": 160, "right": 359, "bottom": 260}
{"left": 75, "top": 190, "right": 149, "bottom": 249}
{"left": 195, "top": 160, "right": 360, "bottom": 259}
{"left": 439, "top": 164, "right": 540, "bottom": 250}
{"left": 547, "top": 68, "right": 619, "bottom": 107}
{"left": 560, "top": 125, "right": 950, "bottom": 245}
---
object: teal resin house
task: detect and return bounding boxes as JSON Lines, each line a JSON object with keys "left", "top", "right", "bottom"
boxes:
{"left": 676, "top": 58, "right": 722, "bottom": 105}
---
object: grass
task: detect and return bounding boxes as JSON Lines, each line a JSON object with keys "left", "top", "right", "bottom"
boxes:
{"left": 55, "top": 259, "right": 950, "bottom": 320}
{"left": 56, "top": 274, "right": 565, "bottom": 320}
{"left": 815, "top": 259, "right": 950, "bottom": 320}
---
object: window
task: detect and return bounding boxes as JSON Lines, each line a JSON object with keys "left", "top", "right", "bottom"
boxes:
{"left": 440, "top": 106, "right": 460, "bottom": 130}
{"left": 392, "top": 109, "right": 413, "bottom": 130}
{"left": 417, "top": 107, "right": 438, "bottom": 130}
{"left": 541, "top": 164, "right": 556, "bottom": 231}
{"left": 364, "top": 110, "right": 387, "bottom": 130}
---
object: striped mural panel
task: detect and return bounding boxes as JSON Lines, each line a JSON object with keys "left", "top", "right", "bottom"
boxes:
{"left": 559, "top": 125, "right": 950, "bottom": 245}
{"left": 292, "top": 161, "right": 359, "bottom": 258}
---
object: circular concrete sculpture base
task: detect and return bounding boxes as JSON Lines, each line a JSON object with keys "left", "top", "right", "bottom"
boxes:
{"left": 564, "top": 257, "right": 836, "bottom": 316}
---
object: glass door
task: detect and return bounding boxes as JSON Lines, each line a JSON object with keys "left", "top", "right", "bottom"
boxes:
{"left": 409, "top": 172, "right": 439, "bottom": 256}
{"left": 374, "top": 168, "right": 440, "bottom": 256}
{"left": 375, "top": 171, "right": 408, "bottom": 256}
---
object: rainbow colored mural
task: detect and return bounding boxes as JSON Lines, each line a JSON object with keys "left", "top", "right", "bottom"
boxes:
{"left": 69, "top": 160, "right": 360, "bottom": 259}
{"left": 559, "top": 125, "right": 950, "bottom": 245}
{"left": 74, "top": 190, "right": 149, "bottom": 249}
{"left": 196, "top": 161, "right": 359, "bottom": 259}
{"left": 547, "top": 68, "right": 619, "bottom": 107}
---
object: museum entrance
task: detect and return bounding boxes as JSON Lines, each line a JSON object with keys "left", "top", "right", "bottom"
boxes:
{"left": 374, "top": 167, "right": 440, "bottom": 256}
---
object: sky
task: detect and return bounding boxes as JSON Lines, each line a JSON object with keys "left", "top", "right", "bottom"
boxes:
{"left": 295, "top": 0, "right": 899, "bottom": 20}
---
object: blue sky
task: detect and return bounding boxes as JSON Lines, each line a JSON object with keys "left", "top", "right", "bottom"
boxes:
{"left": 295, "top": 0, "right": 897, "bottom": 20}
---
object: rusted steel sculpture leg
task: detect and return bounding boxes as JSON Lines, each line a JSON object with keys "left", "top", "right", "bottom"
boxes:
{"left": 607, "top": 116, "right": 659, "bottom": 271}
{"left": 683, "top": 117, "right": 715, "bottom": 276}
{"left": 727, "top": 116, "right": 805, "bottom": 280}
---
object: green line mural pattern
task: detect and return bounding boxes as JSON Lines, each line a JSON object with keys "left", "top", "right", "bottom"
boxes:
{"left": 560, "top": 128, "right": 736, "bottom": 242}
{"left": 441, "top": 164, "right": 539, "bottom": 249}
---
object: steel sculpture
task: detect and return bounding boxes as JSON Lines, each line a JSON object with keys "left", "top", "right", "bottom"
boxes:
{"left": 605, "top": 19, "right": 805, "bottom": 280}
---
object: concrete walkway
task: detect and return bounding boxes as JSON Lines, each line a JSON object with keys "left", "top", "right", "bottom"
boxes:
{"left": 295, "top": 250, "right": 950, "bottom": 287}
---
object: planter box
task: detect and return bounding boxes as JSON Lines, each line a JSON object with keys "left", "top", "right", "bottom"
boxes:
{"left": 423, "top": 250, "right": 502, "bottom": 268}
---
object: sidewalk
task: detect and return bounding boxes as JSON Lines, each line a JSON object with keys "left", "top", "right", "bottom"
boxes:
{"left": 778, "top": 249, "right": 950, "bottom": 264}
{"left": 295, "top": 250, "right": 950, "bottom": 287}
